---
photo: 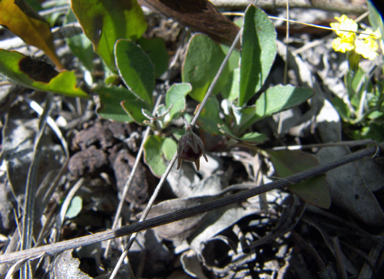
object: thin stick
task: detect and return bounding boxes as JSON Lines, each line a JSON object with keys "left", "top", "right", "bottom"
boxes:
{"left": 109, "top": 156, "right": 178, "bottom": 279}
{"left": 0, "top": 145, "right": 378, "bottom": 265}
{"left": 103, "top": 95, "right": 163, "bottom": 258}
{"left": 283, "top": 0, "right": 289, "bottom": 86}
{"left": 270, "top": 139, "right": 375, "bottom": 151}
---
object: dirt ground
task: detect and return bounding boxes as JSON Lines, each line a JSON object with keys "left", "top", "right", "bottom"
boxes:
{"left": 0, "top": 0, "right": 384, "bottom": 278}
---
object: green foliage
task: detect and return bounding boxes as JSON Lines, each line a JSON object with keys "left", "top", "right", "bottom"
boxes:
{"left": 94, "top": 4, "right": 314, "bottom": 176}
{"left": 0, "top": 0, "right": 63, "bottom": 69}
{"left": 95, "top": 86, "right": 136, "bottom": 122}
{"left": 180, "top": 6, "right": 313, "bottom": 139}
{"left": 332, "top": 66, "right": 384, "bottom": 141}
{"left": 144, "top": 135, "right": 177, "bottom": 177}
{"left": 65, "top": 10, "right": 94, "bottom": 71}
{"left": 121, "top": 98, "right": 152, "bottom": 124}
{"left": 138, "top": 37, "right": 169, "bottom": 78}
{"left": 115, "top": 39, "right": 155, "bottom": 106}
{"left": 182, "top": 34, "right": 231, "bottom": 102}
{"left": 196, "top": 96, "right": 224, "bottom": 135}
{"left": 329, "top": 3, "right": 384, "bottom": 141}
{"left": 0, "top": 0, "right": 320, "bottom": 192}
{"left": 218, "top": 124, "right": 268, "bottom": 144}
{"left": 231, "top": 85, "right": 314, "bottom": 135}
{"left": 239, "top": 5, "right": 277, "bottom": 107}
{"left": 165, "top": 83, "right": 192, "bottom": 122}
{"left": 367, "top": 0, "right": 384, "bottom": 46}
{"left": 71, "top": 0, "right": 147, "bottom": 72}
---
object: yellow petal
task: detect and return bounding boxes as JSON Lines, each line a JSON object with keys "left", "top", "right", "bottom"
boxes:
{"left": 330, "top": 22, "right": 340, "bottom": 30}
{"left": 372, "top": 29, "right": 382, "bottom": 40}
{"left": 359, "top": 28, "right": 382, "bottom": 40}
{"left": 331, "top": 15, "right": 358, "bottom": 38}
{"left": 332, "top": 37, "right": 355, "bottom": 52}
{"left": 355, "top": 38, "right": 379, "bottom": 60}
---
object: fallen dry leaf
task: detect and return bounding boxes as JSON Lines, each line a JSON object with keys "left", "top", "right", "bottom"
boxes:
{"left": 139, "top": 0, "right": 241, "bottom": 48}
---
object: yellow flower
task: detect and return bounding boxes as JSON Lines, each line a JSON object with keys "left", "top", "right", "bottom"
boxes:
{"left": 330, "top": 15, "right": 381, "bottom": 60}
{"left": 332, "top": 37, "right": 355, "bottom": 53}
{"left": 355, "top": 37, "right": 379, "bottom": 60}
{"left": 358, "top": 28, "right": 381, "bottom": 40}
{"left": 330, "top": 15, "right": 358, "bottom": 39}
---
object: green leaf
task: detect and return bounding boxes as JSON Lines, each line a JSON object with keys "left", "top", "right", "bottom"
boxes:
{"left": 345, "top": 70, "right": 355, "bottom": 101}
{"left": 138, "top": 37, "right": 169, "bottom": 78}
{"left": 144, "top": 135, "right": 177, "bottom": 177}
{"left": 222, "top": 68, "right": 240, "bottom": 102}
{"left": 66, "top": 196, "right": 83, "bottom": 219}
{"left": 25, "top": 0, "right": 43, "bottom": 11}
{"left": 0, "top": 49, "right": 88, "bottom": 98}
{"left": 352, "top": 67, "right": 365, "bottom": 96}
{"left": 42, "top": 0, "right": 68, "bottom": 27}
{"left": 121, "top": 99, "right": 152, "bottom": 124}
{"left": 95, "top": 85, "right": 139, "bottom": 122}
{"left": 71, "top": 0, "right": 146, "bottom": 72}
{"left": 115, "top": 39, "right": 154, "bottom": 106}
{"left": 239, "top": 5, "right": 277, "bottom": 106}
{"left": 163, "top": 138, "right": 177, "bottom": 160}
{"left": 165, "top": 83, "right": 192, "bottom": 122}
{"left": 254, "top": 85, "right": 314, "bottom": 121}
{"left": 367, "top": 0, "right": 384, "bottom": 46}
{"left": 182, "top": 34, "right": 230, "bottom": 102}
{"left": 231, "top": 102, "right": 257, "bottom": 130}
{"left": 65, "top": 10, "right": 94, "bottom": 71}
{"left": 353, "top": 124, "right": 384, "bottom": 142}
{"left": 219, "top": 124, "right": 268, "bottom": 144}
{"left": 331, "top": 95, "right": 351, "bottom": 121}
{"left": 233, "top": 85, "right": 313, "bottom": 134}
{"left": 368, "top": 110, "right": 383, "bottom": 120}
{"left": 196, "top": 96, "right": 224, "bottom": 135}
{"left": 220, "top": 44, "right": 240, "bottom": 73}
{"left": 367, "top": 124, "right": 384, "bottom": 142}
{"left": 269, "top": 150, "right": 331, "bottom": 209}
{"left": 142, "top": 105, "right": 171, "bottom": 127}
{"left": 241, "top": 132, "right": 269, "bottom": 143}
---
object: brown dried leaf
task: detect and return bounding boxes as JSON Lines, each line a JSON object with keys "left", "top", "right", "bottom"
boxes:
{"left": 139, "top": 0, "right": 241, "bottom": 48}
{"left": 138, "top": 195, "right": 221, "bottom": 241}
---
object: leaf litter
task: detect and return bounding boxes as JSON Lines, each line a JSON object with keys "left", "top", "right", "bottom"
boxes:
{"left": 0, "top": 1, "right": 383, "bottom": 278}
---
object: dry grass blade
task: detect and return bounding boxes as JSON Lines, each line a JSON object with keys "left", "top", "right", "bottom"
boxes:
{"left": 20, "top": 92, "right": 52, "bottom": 277}
{"left": 21, "top": 93, "right": 52, "bottom": 248}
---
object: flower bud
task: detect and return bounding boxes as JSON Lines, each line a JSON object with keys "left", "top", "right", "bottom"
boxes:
{"left": 177, "top": 119, "right": 208, "bottom": 171}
